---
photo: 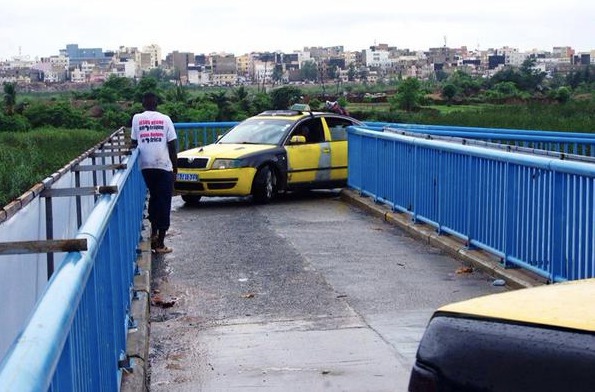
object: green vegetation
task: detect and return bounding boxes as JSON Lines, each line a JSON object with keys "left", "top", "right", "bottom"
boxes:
{"left": 0, "top": 128, "right": 111, "bottom": 206}
{"left": 0, "top": 62, "right": 593, "bottom": 207}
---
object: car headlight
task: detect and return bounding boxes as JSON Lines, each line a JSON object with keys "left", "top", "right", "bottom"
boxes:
{"left": 211, "top": 159, "right": 243, "bottom": 169}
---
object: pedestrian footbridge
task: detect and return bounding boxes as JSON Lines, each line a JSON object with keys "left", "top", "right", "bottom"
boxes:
{"left": 1, "top": 122, "right": 594, "bottom": 391}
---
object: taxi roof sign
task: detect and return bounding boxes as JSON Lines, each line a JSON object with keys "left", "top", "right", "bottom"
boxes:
{"left": 289, "top": 103, "right": 311, "bottom": 112}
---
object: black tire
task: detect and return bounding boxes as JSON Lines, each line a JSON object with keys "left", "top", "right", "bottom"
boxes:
{"left": 252, "top": 166, "right": 276, "bottom": 204}
{"left": 181, "top": 195, "right": 202, "bottom": 204}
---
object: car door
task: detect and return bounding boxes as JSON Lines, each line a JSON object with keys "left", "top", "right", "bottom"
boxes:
{"left": 284, "top": 117, "right": 330, "bottom": 187}
{"left": 322, "top": 116, "right": 356, "bottom": 182}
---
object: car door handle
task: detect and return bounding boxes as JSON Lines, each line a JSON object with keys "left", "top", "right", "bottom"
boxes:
{"left": 322, "top": 148, "right": 330, "bottom": 153}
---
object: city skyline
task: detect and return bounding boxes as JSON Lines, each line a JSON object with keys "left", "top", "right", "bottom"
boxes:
{"left": 2, "top": 39, "right": 594, "bottom": 64}
{"left": 1, "top": 0, "right": 594, "bottom": 61}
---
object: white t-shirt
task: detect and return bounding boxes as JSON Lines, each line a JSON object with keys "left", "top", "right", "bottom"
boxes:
{"left": 131, "top": 110, "right": 177, "bottom": 171}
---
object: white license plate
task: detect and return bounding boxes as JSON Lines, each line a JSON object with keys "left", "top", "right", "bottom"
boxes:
{"left": 177, "top": 173, "right": 199, "bottom": 182}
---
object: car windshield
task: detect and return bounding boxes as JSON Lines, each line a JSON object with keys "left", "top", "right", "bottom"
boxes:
{"left": 218, "top": 118, "right": 293, "bottom": 145}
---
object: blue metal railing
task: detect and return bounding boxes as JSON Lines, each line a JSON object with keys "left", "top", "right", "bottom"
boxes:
{"left": 175, "top": 122, "right": 238, "bottom": 150}
{"left": 0, "top": 149, "right": 145, "bottom": 392}
{"left": 348, "top": 126, "right": 595, "bottom": 283}
{"left": 366, "top": 122, "right": 595, "bottom": 158}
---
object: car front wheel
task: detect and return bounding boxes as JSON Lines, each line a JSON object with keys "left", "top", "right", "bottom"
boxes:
{"left": 252, "top": 166, "right": 276, "bottom": 204}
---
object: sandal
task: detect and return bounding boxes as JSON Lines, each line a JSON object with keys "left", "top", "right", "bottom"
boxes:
{"left": 153, "top": 246, "right": 173, "bottom": 254}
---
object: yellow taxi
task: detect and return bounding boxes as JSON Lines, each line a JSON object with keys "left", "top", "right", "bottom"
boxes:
{"left": 408, "top": 278, "right": 595, "bottom": 392}
{"left": 174, "top": 105, "right": 362, "bottom": 204}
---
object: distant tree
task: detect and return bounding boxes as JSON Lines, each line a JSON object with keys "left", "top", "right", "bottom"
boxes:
{"left": 3, "top": 82, "right": 17, "bottom": 115}
{"left": 565, "top": 65, "right": 594, "bottom": 90}
{"left": 490, "top": 58, "right": 545, "bottom": 94}
{"left": 493, "top": 81, "right": 522, "bottom": 96}
{"left": 96, "top": 87, "right": 118, "bottom": 103}
{"left": 300, "top": 61, "right": 318, "bottom": 82}
{"left": 269, "top": 86, "right": 302, "bottom": 110}
{"left": 231, "top": 86, "right": 251, "bottom": 111}
{"left": 187, "top": 95, "right": 220, "bottom": 121}
{"left": 102, "top": 75, "right": 135, "bottom": 100}
{"left": 446, "top": 70, "right": 482, "bottom": 97}
{"left": 144, "top": 67, "right": 169, "bottom": 82}
{"left": 554, "top": 86, "right": 571, "bottom": 103}
{"left": 208, "top": 90, "right": 233, "bottom": 121}
{"left": 326, "top": 65, "right": 339, "bottom": 81}
{"left": 166, "top": 84, "right": 190, "bottom": 103}
{"left": 441, "top": 83, "right": 458, "bottom": 103}
{"left": 98, "top": 103, "right": 132, "bottom": 130}
{"left": 347, "top": 63, "right": 356, "bottom": 82}
{"left": 134, "top": 77, "right": 160, "bottom": 102}
{"left": 519, "top": 57, "right": 546, "bottom": 91}
{"left": 390, "top": 77, "right": 422, "bottom": 112}
{"left": 251, "top": 92, "right": 273, "bottom": 113}
{"left": 272, "top": 65, "right": 284, "bottom": 85}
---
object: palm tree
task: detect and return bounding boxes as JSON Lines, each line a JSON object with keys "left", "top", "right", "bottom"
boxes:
{"left": 231, "top": 86, "right": 251, "bottom": 114}
{"left": 3, "top": 82, "right": 17, "bottom": 115}
{"left": 208, "top": 91, "right": 232, "bottom": 121}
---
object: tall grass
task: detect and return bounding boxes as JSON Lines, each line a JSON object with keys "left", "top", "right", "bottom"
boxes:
{"left": 0, "top": 128, "right": 111, "bottom": 207}
{"left": 412, "top": 102, "right": 595, "bottom": 132}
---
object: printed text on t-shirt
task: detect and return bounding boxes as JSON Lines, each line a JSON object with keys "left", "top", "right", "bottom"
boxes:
{"left": 138, "top": 119, "right": 165, "bottom": 143}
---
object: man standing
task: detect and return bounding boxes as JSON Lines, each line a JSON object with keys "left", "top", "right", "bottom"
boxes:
{"left": 130, "top": 92, "right": 178, "bottom": 253}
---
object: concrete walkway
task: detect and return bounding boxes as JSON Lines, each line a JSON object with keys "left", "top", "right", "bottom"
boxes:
{"left": 122, "top": 189, "right": 544, "bottom": 392}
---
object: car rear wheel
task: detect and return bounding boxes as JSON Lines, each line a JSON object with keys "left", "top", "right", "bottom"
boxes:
{"left": 252, "top": 166, "right": 276, "bottom": 204}
{"left": 181, "top": 195, "right": 202, "bottom": 205}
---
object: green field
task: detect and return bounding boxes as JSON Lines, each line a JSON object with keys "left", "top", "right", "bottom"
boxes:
{"left": 0, "top": 128, "right": 111, "bottom": 207}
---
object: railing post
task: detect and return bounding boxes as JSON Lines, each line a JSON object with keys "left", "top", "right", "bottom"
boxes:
{"left": 45, "top": 196, "right": 54, "bottom": 279}
{"left": 550, "top": 171, "right": 565, "bottom": 282}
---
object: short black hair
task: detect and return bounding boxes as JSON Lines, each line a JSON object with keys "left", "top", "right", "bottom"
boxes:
{"left": 142, "top": 92, "right": 159, "bottom": 111}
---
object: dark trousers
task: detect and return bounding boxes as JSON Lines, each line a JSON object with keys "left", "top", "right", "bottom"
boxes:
{"left": 141, "top": 169, "right": 174, "bottom": 232}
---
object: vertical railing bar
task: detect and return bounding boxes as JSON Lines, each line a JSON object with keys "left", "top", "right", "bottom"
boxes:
{"left": 45, "top": 196, "right": 54, "bottom": 279}
{"left": 75, "top": 170, "right": 82, "bottom": 228}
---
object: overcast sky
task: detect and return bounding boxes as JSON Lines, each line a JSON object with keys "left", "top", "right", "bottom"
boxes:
{"left": 1, "top": 0, "right": 593, "bottom": 61}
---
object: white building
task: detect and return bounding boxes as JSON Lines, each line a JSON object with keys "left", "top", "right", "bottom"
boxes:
{"left": 187, "top": 64, "right": 210, "bottom": 85}
{"left": 109, "top": 60, "right": 137, "bottom": 78}
{"left": 363, "top": 48, "right": 393, "bottom": 68}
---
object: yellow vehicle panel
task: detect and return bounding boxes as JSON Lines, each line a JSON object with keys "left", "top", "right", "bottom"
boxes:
{"left": 175, "top": 167, "right": 256, "bottom": 196}
{"left": 439, "top": 278, "right": 595, "bottom": 331}
{"left": 329, "top": 140, "right": 348, "bottom": 180}
{"left": 285, "top": 143, "right": 326, "bottom": 184}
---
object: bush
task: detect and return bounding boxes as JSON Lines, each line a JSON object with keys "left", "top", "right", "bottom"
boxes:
{"left": 0, "top": 113, "right": 31, "bottom": 132}
{"left": 23, "top": 101, "right": 95, "bottom": 129}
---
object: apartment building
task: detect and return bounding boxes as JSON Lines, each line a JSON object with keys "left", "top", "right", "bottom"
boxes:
{"left": 165, "top": 51, "right": 194, "bottom": 83}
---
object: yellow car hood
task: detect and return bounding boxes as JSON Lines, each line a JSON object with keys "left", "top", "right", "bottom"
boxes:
{"left": 178, "top": 143, "right": 276, "bottom": 159}
{"left": 438, "top": 278, "right": 595, "bottom": 332}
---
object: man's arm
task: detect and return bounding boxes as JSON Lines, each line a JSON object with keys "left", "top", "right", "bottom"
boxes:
{"left": 167, "top": 139, "right": 178, "bottom": 173}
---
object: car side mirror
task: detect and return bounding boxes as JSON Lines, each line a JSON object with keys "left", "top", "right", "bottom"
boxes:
{"left": 290, "top": 135, "right": 306, "bottom": 144}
